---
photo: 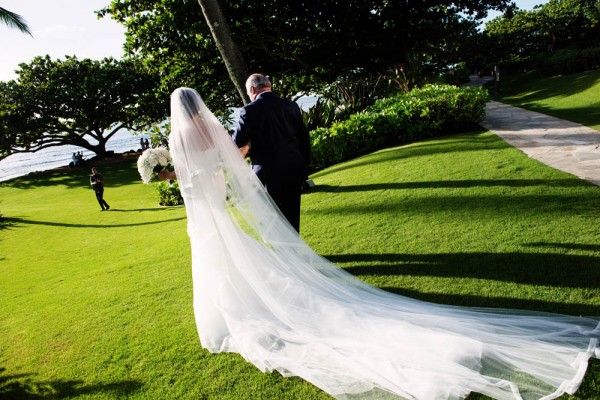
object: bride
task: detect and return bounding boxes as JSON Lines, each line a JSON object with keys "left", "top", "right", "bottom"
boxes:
{"left": 166, "top": 87, "right": 599, "bottom": 400}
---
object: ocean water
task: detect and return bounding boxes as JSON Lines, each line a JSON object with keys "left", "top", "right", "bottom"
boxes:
{"left": 0, "top": 95, "right": 317, "bottom": 183}
{"left": 0, "top": 130, "right": 148, "bottom": 182}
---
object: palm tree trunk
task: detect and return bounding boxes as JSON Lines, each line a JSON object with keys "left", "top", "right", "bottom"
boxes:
{"left": 196, "top": 0, "right": 249, "bottom": 105}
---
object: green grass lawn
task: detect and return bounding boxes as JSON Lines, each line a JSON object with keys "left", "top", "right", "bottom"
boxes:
{"left": 1, "top": 130, "right": 599, "bottom": 399}
{"left": 492, "top": 69, "right": 600, "bottom": 131}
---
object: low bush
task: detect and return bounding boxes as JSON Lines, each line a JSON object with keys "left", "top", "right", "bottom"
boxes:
{"left": 154, "top": 180, "right": 184, "bottom": 206}
{"left": 537, "top": 47, "right": 600, "bottom": 75}
{"left": 309, "top": 84, "right": 489, "bottom": 171}
{"left": 439, "top": 63, "right": 471, "bottom": 86}
{"left": 495, "top": 46, "right": 600, "bottom": 77}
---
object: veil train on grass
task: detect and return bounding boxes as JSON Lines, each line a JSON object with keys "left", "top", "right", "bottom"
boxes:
{"left": 168, "top": 87, "right": 599, "bottom": 400}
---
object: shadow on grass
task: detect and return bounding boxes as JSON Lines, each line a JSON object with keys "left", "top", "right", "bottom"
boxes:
{"left": 525, "top": 242, "right": 600, "bottom": 252}
{"left": 311, "top": 130, "right": 504, "bottom": 178}
{"left": 0, "top": 157, "right": 142, "bottom": 190}
{"left": 495, "top": 70, "right": 600, "bottom": 103}
{"left": 514, "top": 103, "right": 600, "bottom": 131}
{"left": 308, "top": 178, "right": 589, "bottom": 193}
{"left": 494, "top": 70, "right": 600, "bottom": 129}
{"left": 380, "top": 286, "right": 600, "bottom": 316}
{"left": 0, "top": 368, "right": 142, "bottom": 399}
{"left": 102, "top": 207, "right": 184, "bottom": 212}
{"left": 325, "top": 251, "right": 600, "bottom": 302}
{"left": 2, "top": 215, "right": 186, "bottom": 229}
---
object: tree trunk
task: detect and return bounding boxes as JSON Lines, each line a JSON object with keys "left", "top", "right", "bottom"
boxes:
{"left": 196, "top": 0, "right": 249, "bottom": 105}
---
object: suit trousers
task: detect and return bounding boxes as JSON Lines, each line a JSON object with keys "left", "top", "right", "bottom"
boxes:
{"left": 94, "top": 189, "right": 110, "bottom": 210}
{"left": 257, "top": 166, "right": 304, "bottom": 233}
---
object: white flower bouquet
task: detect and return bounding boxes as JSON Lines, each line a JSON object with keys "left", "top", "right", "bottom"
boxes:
{"left": 137, "top": 147, "right": 173, "bottom": 184}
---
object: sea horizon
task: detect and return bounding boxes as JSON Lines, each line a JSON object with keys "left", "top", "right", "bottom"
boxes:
{"left": 0, "top": 129, "right": 149, "bottom": 183}
{"left": 0, "top": 95, "right": 317, "bottom": 183}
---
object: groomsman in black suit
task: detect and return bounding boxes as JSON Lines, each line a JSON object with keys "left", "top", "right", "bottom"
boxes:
{"left": 233, "top": 73, "right": 311, "bottom": 233}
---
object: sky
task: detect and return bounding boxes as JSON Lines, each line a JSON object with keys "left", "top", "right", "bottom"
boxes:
{"left": 0, "top": 0, "right": 549, "bottom": 82}
{"left": 0, "top": 0, "right": 126, "bottom": 81}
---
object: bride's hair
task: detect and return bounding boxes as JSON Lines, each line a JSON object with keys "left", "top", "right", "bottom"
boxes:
{"left": 170, "top": 88, "right": 216, "bottom": 151}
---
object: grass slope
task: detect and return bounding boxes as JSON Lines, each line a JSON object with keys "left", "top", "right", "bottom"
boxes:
{"left": 1, "top": 130, "right": 599, "bottom": 399}
{"left": 492, "top": 69, "right": 600, "bottom": 131}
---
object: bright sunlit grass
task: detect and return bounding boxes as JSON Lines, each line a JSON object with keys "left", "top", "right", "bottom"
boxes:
{"left": 492, "top": 69, "right": 600, "bottom": 131}
{"left": 1, "top": 130, "right": 599, "bottom": 399}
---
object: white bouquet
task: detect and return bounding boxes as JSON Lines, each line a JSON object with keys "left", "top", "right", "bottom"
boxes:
{"left": 137, "top": 148, "right": 173, "bottom": 184}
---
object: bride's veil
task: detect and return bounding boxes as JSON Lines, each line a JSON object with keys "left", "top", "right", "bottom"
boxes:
{"left": 168, "top": 87, "right": 599, "bottom": 400}
{"left": 169, "top": 88, "right": 363, "bottom": 286}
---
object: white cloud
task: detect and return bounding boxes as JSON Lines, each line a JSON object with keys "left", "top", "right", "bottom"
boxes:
{"left": 34, "top": 24, "right": 86, "bottom": 38}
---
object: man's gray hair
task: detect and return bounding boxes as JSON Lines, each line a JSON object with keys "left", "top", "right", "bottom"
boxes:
{"left": 246, "top": 73, "right": 272, "bottom": 89}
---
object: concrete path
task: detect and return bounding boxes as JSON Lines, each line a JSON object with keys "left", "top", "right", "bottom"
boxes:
{"left": 469, "top": 76, "right": 600, "bottom": 186}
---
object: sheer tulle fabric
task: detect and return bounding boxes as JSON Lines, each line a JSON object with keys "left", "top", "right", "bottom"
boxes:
{"left": 169, "top": 88, "right": 599, "bottom": 400}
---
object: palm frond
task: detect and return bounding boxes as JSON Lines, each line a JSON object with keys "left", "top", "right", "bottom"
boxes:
{"left": 0, "top": 7, "right": 32, "bottom": 36}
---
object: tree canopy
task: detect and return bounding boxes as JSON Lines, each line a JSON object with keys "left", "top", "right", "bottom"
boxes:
{"left": 484, "top": 0, "right": 600, "bottom": 62}
{"left": 99, "top": 0, "right": 511, "bottom": 114}
{"left": 0, "top": 56, "right": 165, "bottom": 160}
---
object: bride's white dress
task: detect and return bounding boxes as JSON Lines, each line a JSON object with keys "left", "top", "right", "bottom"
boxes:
{"left": 169, "top": 88, "right": 599, "bottom": 400}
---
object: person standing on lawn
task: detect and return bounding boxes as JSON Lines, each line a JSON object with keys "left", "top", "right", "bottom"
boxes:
{"left": 90, "top": 167, "right": 110, "bottom": 211}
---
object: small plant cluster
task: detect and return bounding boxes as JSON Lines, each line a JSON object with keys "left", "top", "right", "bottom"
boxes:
{"left": 438, "top": 63, "right": 471, "bottom": 86}
{"left": 309, "top": 84, "right": 489, "bottom": 171}
{"left": 301, "top": 67, "right": 412, "bottom": 132}
{"left": 154, "top": 180, "right": 184, "bottom": 206}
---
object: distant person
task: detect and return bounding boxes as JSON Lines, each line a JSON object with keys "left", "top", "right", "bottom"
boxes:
{"left": 233, "top": 73, "right": 310, "bottom": 232}
{"left": 140, "top": 137, "right": 145, "bottom": 151}
{"left": 144, "top": 138, "right": 151, "bottom": 150}
{"left": 90, "top": 167, "right": 110, "bottom": 211}
{"left": 72, "top": 152, "right": 79, "bottom": 167}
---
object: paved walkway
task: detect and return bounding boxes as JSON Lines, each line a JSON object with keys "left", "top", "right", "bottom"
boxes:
{"left": 469, "top": 76, "right": 600, "bottom": 186}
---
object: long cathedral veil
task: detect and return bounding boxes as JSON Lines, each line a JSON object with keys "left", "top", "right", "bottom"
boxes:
{"left": 168, "top": 87, "right": 599, "bottom": 400}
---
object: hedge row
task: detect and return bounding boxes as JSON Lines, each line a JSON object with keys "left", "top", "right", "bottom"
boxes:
{"left": 497, "top": 47, "right": 600, "bottom": 77}
{"left": 309, "top": 84, "right": 489, "bottom": 171}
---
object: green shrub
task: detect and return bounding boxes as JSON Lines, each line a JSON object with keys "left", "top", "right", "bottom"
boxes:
{"left": 302, "top": 98, "right": 339, "bottom": 131}
{"left": 302, "top": 70, "right": 403, "bottom": 131}
{"left": 496, "top": 46, "right": 600, "bottom": 77}
{"left": 309, "top": 84, "right": 489, "bottom": 171}
{"left": 439, "top": 63, "right": 471, "bottom": 86}
{"left": 538, "top": 47, "right": 600, "bottom": 75}
{"left": 154, "top": 180, "right": 184, "bottom": 206}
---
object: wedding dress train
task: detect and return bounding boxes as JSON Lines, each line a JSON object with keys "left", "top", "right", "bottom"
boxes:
{"left": 169, "top": 87, "right": 599, "bottom": 400}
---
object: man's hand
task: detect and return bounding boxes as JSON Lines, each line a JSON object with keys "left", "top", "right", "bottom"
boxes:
{"left": 157, "top": 169, "right": 177, "bottom": 181}
{"left": 240, "top": 143, "right": 251, "bottom": 157}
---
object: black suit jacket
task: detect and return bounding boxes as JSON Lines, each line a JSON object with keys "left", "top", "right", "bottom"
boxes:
{"left": 233, "top": 91, "right": 310, "bottom": 174}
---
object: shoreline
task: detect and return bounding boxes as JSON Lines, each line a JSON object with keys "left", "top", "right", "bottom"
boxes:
{"left": 1, "top": 150, "right": 143, "bottom": 183}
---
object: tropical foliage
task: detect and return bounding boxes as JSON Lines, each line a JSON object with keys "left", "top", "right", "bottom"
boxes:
{"left": 480, "top": 0, "right": 600, "bottom": 74}
{"left": 98, "top": 0, "right": 511, "bottom": 115}
{"left": 0, "top": 56, "right": 165, "bottom": 160}
{"left": 309, "top": 84, "right": 489, "bottom": 171}
{"left": 0, "top": 6, "right": 31, "bottom": 35}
